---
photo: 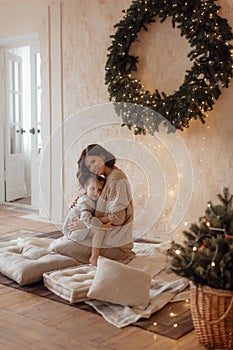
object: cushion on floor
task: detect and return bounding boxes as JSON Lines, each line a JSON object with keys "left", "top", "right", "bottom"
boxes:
{"left": 43, "top": 265, "right": 96, "bottom": 303}
{"left": 0, "top": 245, "right": 77, "bottom": 286}
{"left": 87, "top": 256, "right": 151, "bottom": 308}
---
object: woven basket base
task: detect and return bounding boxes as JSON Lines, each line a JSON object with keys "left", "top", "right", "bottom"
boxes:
{"left": 190, "top": 283, "right": 233, "bottom": 349}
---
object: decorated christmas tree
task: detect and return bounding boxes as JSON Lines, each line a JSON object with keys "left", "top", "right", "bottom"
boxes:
{"left": 168, "top": 188, "right": 233, "bottom": 291}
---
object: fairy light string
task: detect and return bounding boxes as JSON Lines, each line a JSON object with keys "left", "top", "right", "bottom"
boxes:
{"left": 168, "top": 188, "right": 233, "bottom": 290}
{"left": 105, "top": 0, "right": 233, "bottom": 134}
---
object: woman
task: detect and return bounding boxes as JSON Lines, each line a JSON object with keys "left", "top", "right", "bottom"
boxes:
{"left": 51, "top": 144, "right": 135, "bottom": 264}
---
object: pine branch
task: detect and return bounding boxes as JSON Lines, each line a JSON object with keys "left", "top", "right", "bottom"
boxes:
{"left": 168, "top": 188, "right": 233, "bottom": 290}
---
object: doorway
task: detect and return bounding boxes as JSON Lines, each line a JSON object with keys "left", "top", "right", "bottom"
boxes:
{"left": 0, "top": 35, "right": 41, "bottom": 210}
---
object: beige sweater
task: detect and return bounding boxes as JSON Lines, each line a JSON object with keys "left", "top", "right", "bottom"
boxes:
{"left": 94, "top": 167, "right": 134, "bottom": 248}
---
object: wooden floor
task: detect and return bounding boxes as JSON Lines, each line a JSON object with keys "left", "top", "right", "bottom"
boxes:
{"left": 0, "top": 205, "right": 206, "bottom": 350}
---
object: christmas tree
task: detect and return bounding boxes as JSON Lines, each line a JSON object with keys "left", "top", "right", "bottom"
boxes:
{"left": 168, "top": 188, "right": 233, "bottom": 291}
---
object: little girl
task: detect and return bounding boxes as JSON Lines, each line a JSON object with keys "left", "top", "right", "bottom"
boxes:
{"left": 63, "top": 174, "right": 113, "bottom": 266}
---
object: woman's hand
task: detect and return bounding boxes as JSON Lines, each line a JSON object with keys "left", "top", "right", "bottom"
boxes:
{"left": 99, "top": 216, "right": 111, "bottom": 224}
{"left": 102, "top": 222, "right": 116, "bottom": 229}
{"left": 67, "top": 218, "right": 86, "bottom": 232}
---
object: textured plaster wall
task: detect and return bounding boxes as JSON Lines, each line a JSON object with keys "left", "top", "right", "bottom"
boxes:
{"left": 0, "top": 0, "right": 49, "bottom": 38}
{"left": 62, "top": 0, "right": 233, "bottom": 242}
{"left": 0, "top": 0, "right": 232, "bottom": 241}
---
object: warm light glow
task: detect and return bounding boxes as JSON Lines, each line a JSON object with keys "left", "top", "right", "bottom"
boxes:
{"left": 106, "top": 0, "right": 233, "bottom": 133}
{"left": 168, "top": 190, "right": 175, "bottom": 197}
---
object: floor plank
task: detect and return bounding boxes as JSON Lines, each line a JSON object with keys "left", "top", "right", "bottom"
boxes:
{"left": 0, "top": 206, "right": 206, "bottom": 350}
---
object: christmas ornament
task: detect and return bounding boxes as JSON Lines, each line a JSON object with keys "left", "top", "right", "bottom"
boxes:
{"left": 168, "top": 188, "right": 233, "bottom": 290}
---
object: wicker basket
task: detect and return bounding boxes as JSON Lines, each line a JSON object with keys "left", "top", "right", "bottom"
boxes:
{"left": 190, "top": 282, "right": 233, "bottom": 349}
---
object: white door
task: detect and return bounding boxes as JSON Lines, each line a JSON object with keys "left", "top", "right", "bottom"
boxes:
{"left": 30, "top": 46, "right": 42, "bottom": 209}
{"left": 5, "top": 51, "right": 25, "bottom": 201}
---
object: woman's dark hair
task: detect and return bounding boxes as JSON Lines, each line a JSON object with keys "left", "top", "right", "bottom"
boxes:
{"left": 77, "top": 144, "right": 116, "bottom": 187}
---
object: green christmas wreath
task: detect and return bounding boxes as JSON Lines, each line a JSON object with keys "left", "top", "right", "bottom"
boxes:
{"left": 105, "top": 0, "right": 233, "bottom": 133}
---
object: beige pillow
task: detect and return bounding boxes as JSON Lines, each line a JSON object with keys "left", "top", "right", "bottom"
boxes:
{"left": 87, "top": 256, "right": 151, "bottom": 308}
{"left": 0, "top": 248, "right": 77, "bottom": 286}
{"left": 43, "top": 265, "right": 96, "bottom": 303}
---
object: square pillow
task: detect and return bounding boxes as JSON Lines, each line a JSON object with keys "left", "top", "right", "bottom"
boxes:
{"left": 87, "top": 256, "right": 151, "bottom": 308}
{"left": 43, "top": 265, "right": 96, "bottom": 303}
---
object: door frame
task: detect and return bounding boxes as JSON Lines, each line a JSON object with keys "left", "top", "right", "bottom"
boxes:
{"left": 0, "top": 2, "right": 64, "bottom": 224}
{"left": 0, "top": 49, "right": 5, "bottom": 204}
{"left": 4, "top": 50, "right": 25, "bottom": 202}
{"left": 0, "top": 32, "right": 39, "bottom": 209}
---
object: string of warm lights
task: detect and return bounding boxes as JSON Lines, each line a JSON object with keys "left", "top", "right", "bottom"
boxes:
{"left": 105, "top": 0, "right": 233, "bottom": 134}
{"left": 168, "top": 188, "right": 233, "bottom": 291}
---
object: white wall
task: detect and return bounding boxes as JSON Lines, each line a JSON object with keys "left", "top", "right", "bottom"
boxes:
{"left": 61, "top": 0, "right": 233, "bottom": 241}
{"left": 63, "top": 0, "right": 233, "bottom": 241}
{"left": 0, "top": 0, "right": 232, "bottom": 242}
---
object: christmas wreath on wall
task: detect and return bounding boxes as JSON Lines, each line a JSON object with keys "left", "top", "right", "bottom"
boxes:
{"left": 105, "top": 0, "right": 233, "bottom": 134}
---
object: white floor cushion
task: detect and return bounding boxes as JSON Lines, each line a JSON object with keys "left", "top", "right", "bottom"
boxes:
{"left": 43, "top": 265, "right": 96, "bottom": 303}
{"left": 0, "top": 245, "right": 77, "bottom": 286}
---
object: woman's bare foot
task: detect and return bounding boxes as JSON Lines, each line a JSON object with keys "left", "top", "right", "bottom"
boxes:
{"left": 89, "top": 255, "right": 98, "bottom": 266}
